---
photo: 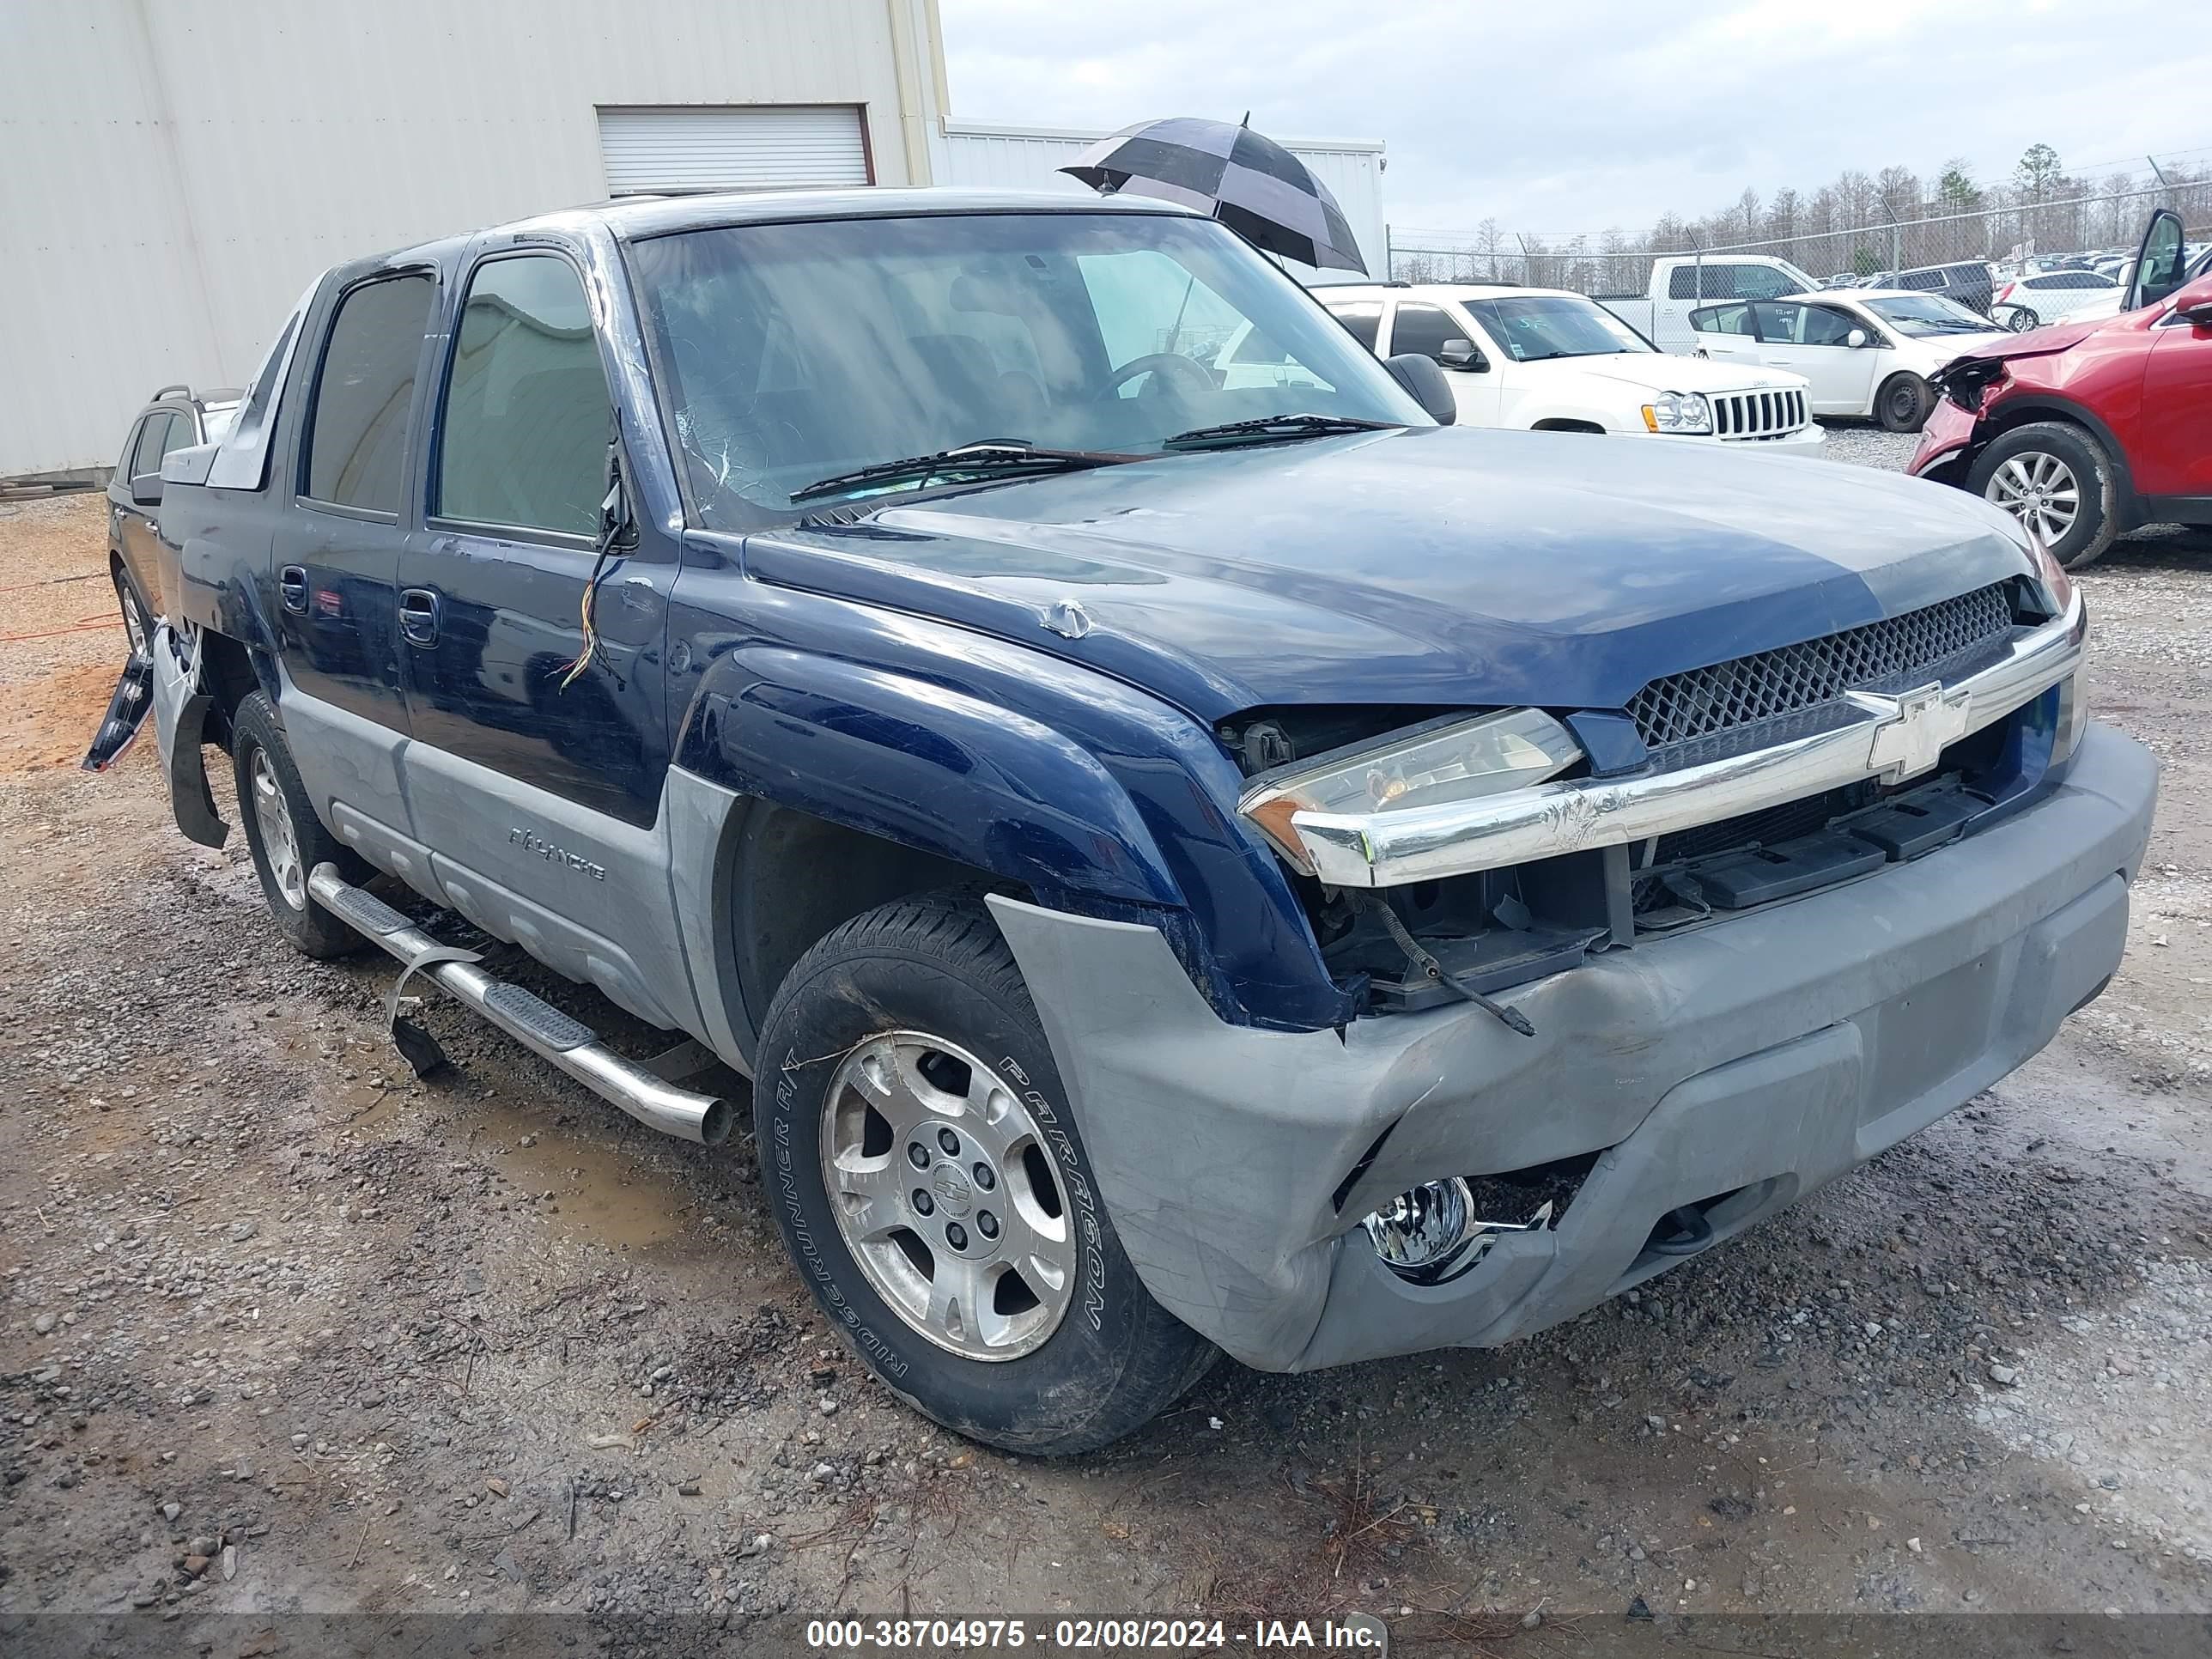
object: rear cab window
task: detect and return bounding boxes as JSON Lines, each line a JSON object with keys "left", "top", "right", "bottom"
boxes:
{"left": 301, "top": 272, "right": 439, "bottom": 515}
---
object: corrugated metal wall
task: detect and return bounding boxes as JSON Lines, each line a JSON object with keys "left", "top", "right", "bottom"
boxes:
{"left": 942, "top": 122, "right": 1389, "bottom": 288}
{"left": 0, "top": 0, "right": 949, "bottom": 477}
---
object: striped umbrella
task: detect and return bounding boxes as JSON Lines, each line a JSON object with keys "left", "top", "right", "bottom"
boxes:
{"left": 1059, "top": 116, "right": 1368, "bottom": 276}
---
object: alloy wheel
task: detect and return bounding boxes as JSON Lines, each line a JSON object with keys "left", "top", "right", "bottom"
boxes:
{"left": 1984, "top": 451, "right": 2080, "bottom": 545}
{"left": 248, "top": 747, "right": 308, "bottom": 911}
{"left": 820, "top": 1030, "right": 1074, "bottom": 1362}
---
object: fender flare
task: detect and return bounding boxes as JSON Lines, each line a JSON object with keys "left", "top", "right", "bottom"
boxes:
{"left": 680, "top": 644, "right": 1186, "bottom": 910}
{"left": 670, "top": 634, "right": 1357, "bottom": 1034}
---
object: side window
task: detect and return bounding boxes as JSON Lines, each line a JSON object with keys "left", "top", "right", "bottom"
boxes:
{"left": 1730, "top": 264, "right": 1797, "bottom": 300}
{"left": 303, "top": 273, "right": 437, "bottom": 513}
{"left": 1325, "top": 301, "right": 1382, "bottom": 349}
{"left": 1751, "top": 301, "right": 1807, "bottom": 343}
{"left": 1668, "top": 266, "right": 1703, "bottom": 300}
{"left": 1386, "top": 303, "right": 1456, "bottom": 361}
{"left": 437, "top": 255, "right": 613, "bottom": 538}
{"left": 1798, "top": 306, "right": 1859, "bottom": 347}
{"left": 1692, "top": 303, "right": 1753, "bottom": 335}
{"left": 129, "top": 414, "right": 177, "bottom": 480}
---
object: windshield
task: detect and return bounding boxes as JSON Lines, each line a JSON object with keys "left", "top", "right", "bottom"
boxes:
{"left": 1864, "top": 294, "right": 2001, "bottom": 337}
{"left": 1462, "top": 295, "right": 1655, "bottom": 360}
{"left": 628, "top": 211, "right": 1423, "bottom": 524}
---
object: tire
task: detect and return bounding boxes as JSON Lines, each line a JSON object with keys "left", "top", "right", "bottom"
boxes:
{"left": 229, "top": 691, "right": 371, "bottom": 958}
{"left": 2005, "top": 307, "right": 2040, "bottom": 332}
{"left": 1876, "top": 372, "right": 1933, "bottom": 434}
{"left": 1968, "top": 421, "right": 2120, "bottom": 569}
{"left": 755, "top": 892, "right": 1216, "bottom": 1455}
{"left": 112, "top": 563, "right": 154, "bottom": 658}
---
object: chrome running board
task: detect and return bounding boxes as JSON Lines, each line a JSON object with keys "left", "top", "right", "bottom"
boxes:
{"left": 307, "top": 863, "right": 731, "bottom": 1146}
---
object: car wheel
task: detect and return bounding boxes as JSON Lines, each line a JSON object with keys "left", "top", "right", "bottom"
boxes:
{"left": 2005, "top": 307, "right": 2041, "bottom": 332}
{"left": 1876, "top": 372, "right": 1934, "bottom": 434}
{"left": 112, "top": 565, "right": 154, "bottom": 658}
{"left": 229, "top": 691, "right": 372, "bottom": 958}
{"left": 755, "top": 892, "right": 1216, "bottom": 1455}
{"left": 1968, "top": 421, "right": 2119, "bottom": 569}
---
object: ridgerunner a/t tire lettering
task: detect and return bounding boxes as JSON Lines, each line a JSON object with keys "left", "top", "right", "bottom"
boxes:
{"left": 753, "top": 891, "right": 1215, "bottom": 1455}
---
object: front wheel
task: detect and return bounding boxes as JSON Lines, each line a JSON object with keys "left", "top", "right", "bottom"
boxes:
{"left": 754, "top": 893, "right": 1215, "bottom": 1455}
{"left": 1968, "top": 421, "right": 2119, "bottom": 569}
{"left": 1876, "top": 372, "right": 1933, "bottom": 434}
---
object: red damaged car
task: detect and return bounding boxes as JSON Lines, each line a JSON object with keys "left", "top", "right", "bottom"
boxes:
{"left": 1911, "top": 209, "right": 2212, "bottom": 568}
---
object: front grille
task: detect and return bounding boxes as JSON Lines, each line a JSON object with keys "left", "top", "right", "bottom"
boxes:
{"left": 1714, "top": 387, "right": 1806, "bottom": 440}
{"left": 1626, "top": 582, "right": 2016, "bottom": 754}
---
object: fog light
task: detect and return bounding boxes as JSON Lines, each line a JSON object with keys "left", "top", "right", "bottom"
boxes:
{"left": 1363, "top": 1179, "right": 1478, "bottom": 1283}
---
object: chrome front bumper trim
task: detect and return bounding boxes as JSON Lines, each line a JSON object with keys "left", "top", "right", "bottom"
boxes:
{"left": 1291, "top": 589, "right": 2086, "bottom": 889}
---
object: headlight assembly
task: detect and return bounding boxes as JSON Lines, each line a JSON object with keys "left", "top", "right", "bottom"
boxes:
{"left": 1641, "top": 391, "right": 1713, "bottom": 434}
{"left": 2024, "top": 525, "right": 2075, "bottom": 617}
{"left": 1239, "top": 709, "right": 1584, "bottom": 873}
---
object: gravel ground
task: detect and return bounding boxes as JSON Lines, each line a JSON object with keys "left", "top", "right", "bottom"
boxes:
{"left": 3, "top": 445, "right": 2211, "bottom": 1647}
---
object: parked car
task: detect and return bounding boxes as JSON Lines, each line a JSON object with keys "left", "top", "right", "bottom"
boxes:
{"left": 105, "top": 187, "right": 2152, "bottom": 1454}
{"left": 1593, "top": 252, "right": 1820, "bottom": 351}
{"left": 1911, "top": 209, "right": 2212, "bottom": 567}
{"left": 1691, "top": 289, "right": 2008, "bottom": 431}
{"left": 1991, "top": 267, "right": 2120, "bottom": 331}
{"left": 107, "top": 385, "right": 240, "bottom": 648}
{"left": 1315, "top": 283, "right": 1820, "bottom": 447}
{"left": 1894, "top": 260, "right": 1997, "bottom": 316}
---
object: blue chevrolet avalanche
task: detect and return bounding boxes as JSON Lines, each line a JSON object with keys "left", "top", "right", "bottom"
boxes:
{"left": 106, "top": 189, "right": 2154, "bottom": 1453}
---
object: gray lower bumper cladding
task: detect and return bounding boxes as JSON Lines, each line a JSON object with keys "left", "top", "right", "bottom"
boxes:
{"left": 988, "top": 724, "right": 2158, "bottom": 1373}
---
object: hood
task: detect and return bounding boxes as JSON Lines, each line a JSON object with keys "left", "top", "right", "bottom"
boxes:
{"left": 1549, "top": 354, "right": 1806, "bottom": 396}
{"left": 744, "top": 425, "right": 2038, "bottom": 721}
{"left": 1900, "top": 330, "right": 2011, "bottom": 368}
{"left": 1953, "top": 314, "right": 2111, "bottom": 363}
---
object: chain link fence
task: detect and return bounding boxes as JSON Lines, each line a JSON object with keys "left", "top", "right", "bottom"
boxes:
{"left": 1388, "top": 167, "right": 2212, "bottom": 304}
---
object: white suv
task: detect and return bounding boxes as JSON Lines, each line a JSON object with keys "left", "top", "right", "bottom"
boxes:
{"left": 1309, "top": 283, "right": 1821, "bottom": 448}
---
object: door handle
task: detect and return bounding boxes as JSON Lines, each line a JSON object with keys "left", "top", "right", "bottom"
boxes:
{"left": 398, "top": 587, "right": 441, "bottom": 647}
{"left": 279, "top": 565, "right": 308, "bottom": 615}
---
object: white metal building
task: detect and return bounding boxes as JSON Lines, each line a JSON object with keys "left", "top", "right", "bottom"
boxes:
{"left": 0, "top": 0, "right": 955, "bottom": 477}
{"left": 1, "top": 0, "right": 1389, "bottom": 479}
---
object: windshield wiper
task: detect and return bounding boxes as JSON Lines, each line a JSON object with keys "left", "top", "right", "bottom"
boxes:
{"left": 790, "top": 440, "right": 1144, "bottom": 506}
{"left": 1162, "top": 412, "right": 1400, "bottom": 450}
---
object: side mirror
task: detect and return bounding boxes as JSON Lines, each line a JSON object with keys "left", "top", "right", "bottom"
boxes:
{"left": 1384, "top": 353, "right": 1456, "bottom": 426}
{"left": 130, "top": 471, "right": 164, "bottom": 507}
{"left": 1439, "top": 337, "right": 1489, "bottom": 372}
{"left": 2171, "top": 272, "right": 2212, "bottom": 325}
{"left": 1844, "top": 328, "right": 1869, "bottom": 349}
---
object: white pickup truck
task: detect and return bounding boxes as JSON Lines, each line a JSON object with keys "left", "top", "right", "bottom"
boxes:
{"left": 1595, "top": 254, "right": 1822, "bottom": 354}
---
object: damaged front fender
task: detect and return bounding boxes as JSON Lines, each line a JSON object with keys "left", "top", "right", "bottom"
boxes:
{"left": 149, "top": 623, "right": 229, "bottom": 849}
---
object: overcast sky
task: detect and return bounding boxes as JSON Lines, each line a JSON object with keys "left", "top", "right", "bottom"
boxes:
{"left": 939, "top": 0, "right": 2212, "bottom": 238}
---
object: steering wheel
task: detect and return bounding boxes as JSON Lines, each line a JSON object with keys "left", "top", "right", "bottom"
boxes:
{"left": 1098, "top": 352, "right": 1217, "bottom": 400}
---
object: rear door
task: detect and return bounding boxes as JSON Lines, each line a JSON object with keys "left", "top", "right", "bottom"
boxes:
{"left": 274, "top": 270, "right": 438, "bottom": 733}
{"left": 112, "top": 408, "right": 186, "bottom": 615}
{"left": 1690, "top": 302, "right": 1758, "bottom": 368}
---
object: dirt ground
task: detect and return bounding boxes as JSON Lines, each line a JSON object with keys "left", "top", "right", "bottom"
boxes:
{"left": 4, "top": 472, "right": 2212, "bottom": 1653}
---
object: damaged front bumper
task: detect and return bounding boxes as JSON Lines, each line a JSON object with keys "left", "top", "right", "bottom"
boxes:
{"left": 987, "top": 722, "right": 2156, "bottom": 1373}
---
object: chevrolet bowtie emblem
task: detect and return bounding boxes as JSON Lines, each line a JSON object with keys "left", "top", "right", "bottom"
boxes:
{"left": 1847, "top": 682, "right": 1974, "bottom": 783}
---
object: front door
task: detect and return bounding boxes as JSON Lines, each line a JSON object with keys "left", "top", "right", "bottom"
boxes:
{"left": 2136, "top": 301, "right": 2212, "bottom": 499}
{"left": 1752, "top": 301, "right": 1880, "bottom": 415}
{"left": 1386, "top": 301, "right": 1502, "bottom": 426}
{"left": 398, "top": 248, "right": 672, "bottom": 830}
